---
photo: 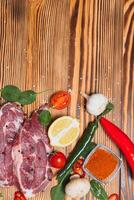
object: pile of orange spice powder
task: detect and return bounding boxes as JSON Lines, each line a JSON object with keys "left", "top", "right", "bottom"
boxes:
{"left": 85, "top": 148, "right": 118, "bottom": 180}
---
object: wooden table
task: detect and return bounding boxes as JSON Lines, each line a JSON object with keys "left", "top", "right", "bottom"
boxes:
{"left": 0, "top": 0, "right": 134, "bottom": 199}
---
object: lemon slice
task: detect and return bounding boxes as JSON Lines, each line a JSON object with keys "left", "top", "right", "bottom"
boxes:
{"left": 48, "top": 116, "right": 80, "bottom": 147}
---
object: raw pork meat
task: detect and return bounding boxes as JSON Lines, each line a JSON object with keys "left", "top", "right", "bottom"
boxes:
{"left": 0, "top": 103, "right": 24, "bottom": 186}
{"left": 12, "top": 106, "right": 53, "bottom": 198}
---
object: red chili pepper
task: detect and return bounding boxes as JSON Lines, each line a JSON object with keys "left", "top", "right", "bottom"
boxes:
{"left": 72, "top": 158, "right": 85, "bottom": 177}
{"left": 50, "top": 91, "right": 71, "bottom": 110}
{"left": 100, "top": 117, "right": 134, "bottom": 177}
{"left": 108, "top": 193, "right": 119, "bottom": 200}
{"left": 14, "top": 191, "right": 26, "bottom": 200}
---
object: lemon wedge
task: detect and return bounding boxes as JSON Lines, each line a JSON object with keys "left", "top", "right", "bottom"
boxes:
{"left": 48, "top": 116, "right": 80, "bottom": 147}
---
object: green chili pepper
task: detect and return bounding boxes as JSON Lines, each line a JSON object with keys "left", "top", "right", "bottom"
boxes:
{"left": 90, "top": 180, "right": 108, "bottom": 200}
{"left": 81, "top": 142, "right": 97, "bottom": 159}
{"left": 57, "top": 120, "right": 98, "bottom": 182}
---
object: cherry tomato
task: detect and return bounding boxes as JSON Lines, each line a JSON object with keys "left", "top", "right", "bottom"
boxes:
{"left": 49, "top": 151, "right": 67, "bottom": 169}
{"left": 50, "top": 91, "right": 71, "bottom": 110}
{"left": 72, "top": 159, "right": 85, "bottom": 177}
{"left": 14, "top": 191, "right": 26, "bottom": 200}
{"left": 108, "top": 193, "right": 119, "bottom": 200}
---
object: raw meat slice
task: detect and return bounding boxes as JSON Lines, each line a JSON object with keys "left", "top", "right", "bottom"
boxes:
{"left": 0, "top": 103, "right": 24, "bottom": 186}
{"left": 12, "top": 106, "right": 53, "bottom": 198}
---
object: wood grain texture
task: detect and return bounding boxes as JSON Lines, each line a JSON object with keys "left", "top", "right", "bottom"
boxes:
{"left": 68, "top": 0, "right": 123, "bottom": 199}
{"left": 0, "top": 0, "right": 69, "bottom": 199}
{"left": 122, "top": 1, "right": 134, "bottom": 200}
{"left": 0, "top": 0, "right": 134, "bottom": 200}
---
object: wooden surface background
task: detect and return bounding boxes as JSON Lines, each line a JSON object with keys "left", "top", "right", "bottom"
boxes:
{"left": 0, "top": 0, "right": 134, "bottom": 199}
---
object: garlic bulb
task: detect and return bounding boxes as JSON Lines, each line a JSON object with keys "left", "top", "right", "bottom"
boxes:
{"left": 85, "top": 93, "right": 108, "bottom": 116}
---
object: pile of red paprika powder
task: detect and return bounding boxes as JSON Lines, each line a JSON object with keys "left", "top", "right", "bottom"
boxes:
{"left": 85, "top": 147, "right": 118, "bottom": 180}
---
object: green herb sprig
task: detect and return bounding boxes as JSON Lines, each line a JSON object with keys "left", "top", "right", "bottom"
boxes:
{"left": 1, "top": 85, "right": 21, "bottom": 102}
{"left": 0, "top": 85, "right": 51, "bottom": 106}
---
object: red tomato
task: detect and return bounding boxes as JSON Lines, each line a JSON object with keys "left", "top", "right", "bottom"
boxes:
{"left": 50, "top": 91, "right": 71, "bottom": 110}
{"left": 108, "top": 193, "right": 119, "bottom": 200}
{"left": 49, "top": 151, "right": 67, "bottom": 169}
{"left": 72, "top": 159, "right": 85, "bottom": 177}
{"left": 14, "top": 191, "right": 26, "bottom": 200}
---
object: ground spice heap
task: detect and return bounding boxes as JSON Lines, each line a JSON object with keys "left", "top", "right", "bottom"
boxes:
{"left": 85, "top": 148, "right": 118, "bottom": 180}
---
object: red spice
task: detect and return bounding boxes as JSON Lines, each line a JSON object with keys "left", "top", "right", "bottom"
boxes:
{"left": 85, "top": 148, "right": 118, "bottom": 180}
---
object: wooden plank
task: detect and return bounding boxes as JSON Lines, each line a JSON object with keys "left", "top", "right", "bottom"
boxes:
{"left": 121, "top": 0, "right": 134, "bottom": 200}
{"left": 0, "top": 0, "right": 69, "bottom": 199}
{"left": 68, "top": 0, "right": 132, "bottom": 200}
